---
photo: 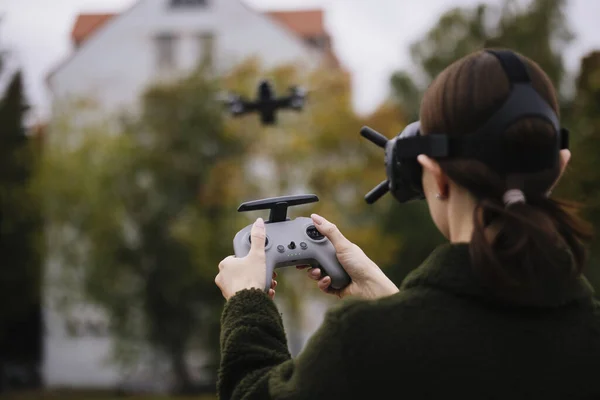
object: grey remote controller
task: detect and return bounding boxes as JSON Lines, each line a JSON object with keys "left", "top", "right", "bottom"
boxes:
{"left": 232, "top": 194, "right": 351, "bottom": 292}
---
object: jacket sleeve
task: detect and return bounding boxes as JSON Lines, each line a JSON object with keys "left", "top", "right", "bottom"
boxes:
{"left": 217, "top": 288, "right": 352, "bottom": 400}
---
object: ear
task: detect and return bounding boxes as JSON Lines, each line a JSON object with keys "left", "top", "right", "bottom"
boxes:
{"left": 549, "top": 149, "right": 571, "bottom": 192}
{"left": 417, "top": 155, "right": 448, "bottom": 197}
{"left": 558, "top": 149, "right": 571, "bottom": 178}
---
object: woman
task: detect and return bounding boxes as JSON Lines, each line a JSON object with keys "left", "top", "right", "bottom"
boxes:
{"left": 215, "top": 50, "right": 600, "bottom": 399}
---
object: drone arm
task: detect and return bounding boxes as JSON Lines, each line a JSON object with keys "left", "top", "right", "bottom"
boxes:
{"left": 240, "top": 100, "right": 258, "bottom": 112}
{"left": 273, "top": 96, "right": 293, "bottom": 109}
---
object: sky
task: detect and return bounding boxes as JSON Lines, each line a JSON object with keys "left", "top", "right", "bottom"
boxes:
{"left": 1, "top": 0, "right": 600, "bottom": 121}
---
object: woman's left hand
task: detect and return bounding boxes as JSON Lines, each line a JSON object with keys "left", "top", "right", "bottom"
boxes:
{"left": 215, "top": 218, "right": 277, "bottom": 300}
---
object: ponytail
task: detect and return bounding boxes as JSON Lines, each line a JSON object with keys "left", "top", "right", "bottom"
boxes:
{"left": 469, "top": 194, "right": 592, "bottom": 303}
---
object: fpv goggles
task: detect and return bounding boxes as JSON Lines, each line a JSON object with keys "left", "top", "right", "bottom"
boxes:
{"left": 361, "top": 49, "right": 569, "bottom": 204}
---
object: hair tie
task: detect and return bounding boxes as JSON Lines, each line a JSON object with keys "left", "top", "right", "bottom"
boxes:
{"left": 503, "top": 189, "right": 526, "bottom": 207}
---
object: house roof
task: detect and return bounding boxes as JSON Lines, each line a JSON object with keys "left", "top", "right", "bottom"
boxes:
{"left": 48, "top": 4, "right": 340, "bottom": 86}
{"left": 71, "top": 13, "right": 116, "bottom": 47}
{"left": 70, "top": 9, "right": 329, "bottom": 48}
{"left": 265, "top": 10, "right": 326, "bottom": 37}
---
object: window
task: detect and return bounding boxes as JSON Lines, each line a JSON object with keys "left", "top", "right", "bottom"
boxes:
{"left": 198, "top": 33, "right": 215, "bottom": 70}
{"left": 305, "top": 35, "right": 329, "bottom": 50}
{"left": 155, "top": 33, "right": 177, "bottom": 70}
{"left": 64, "top": 318, "right": 109, "bottom": 338}
{"left": 171, "top": 0, "right": 207, "bottom": 7}
{"left": 65, "top": 319, "right": 81, "bottom": 337}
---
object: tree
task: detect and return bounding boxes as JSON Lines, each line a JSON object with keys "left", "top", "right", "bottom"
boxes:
{"left": 40, "top": 67, "right": 246, "bottom": 393}
{"left": 385, "top": 0, "right": 574, "bottom": 283}
{"left": 0, "top": 67, "right": 43, "bottom": 388}
{"left": 563, "top": 51, "right": 600, "bottom": 291}
{"left": 40, "top": 52, "right": 407, "bottom": 391}
{"left": 392, "top": 0, "right": 572, "bottom": 118}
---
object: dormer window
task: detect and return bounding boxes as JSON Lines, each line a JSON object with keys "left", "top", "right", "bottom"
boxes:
{"left": 305, "top": 35, "right": 329, "bottom": 50}
{"left": 170, "top": 0, "right": 207, "bottom": 6}
{"left": 155, "top": 33, "right": 178, "bottom": 70}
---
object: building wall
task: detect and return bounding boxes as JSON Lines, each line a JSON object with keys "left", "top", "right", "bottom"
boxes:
{"left": 43, "top": 0, "right": 326, "bottom": 389}
{"left": 48, "top": 0, "right": 321, "bottom": 115}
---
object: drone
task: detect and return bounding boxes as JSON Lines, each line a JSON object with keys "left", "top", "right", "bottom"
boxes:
{"left": 220, "top": 80, "right": 307, "bottom": 125}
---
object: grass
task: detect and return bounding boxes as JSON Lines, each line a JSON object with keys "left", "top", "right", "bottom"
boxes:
{"left": 0, "top": 390, "right": 217, "bottom": 400}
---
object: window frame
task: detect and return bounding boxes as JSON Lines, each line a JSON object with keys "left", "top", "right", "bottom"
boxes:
{"left": 154, "top": 32, "right": 178, "bottom": 71}
{"left": 170, "top": 0, "right": 208, "bottom": 8}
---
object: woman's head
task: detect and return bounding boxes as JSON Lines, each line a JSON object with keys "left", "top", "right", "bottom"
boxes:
{"left": 417, "top": 49, "right": 592, "bottom": 299}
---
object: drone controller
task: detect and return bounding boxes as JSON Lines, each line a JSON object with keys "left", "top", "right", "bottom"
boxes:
{"left": 232, "top": 194, "right": 351, "bottom": 292}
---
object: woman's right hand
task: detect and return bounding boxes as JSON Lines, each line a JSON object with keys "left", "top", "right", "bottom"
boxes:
{"left": 297, "top": 214, "right": 399, "bottom": 300}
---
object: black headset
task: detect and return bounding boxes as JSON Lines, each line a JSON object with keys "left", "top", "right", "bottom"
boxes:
{"left": 361, "top": 49, "right": 570, "bottom": 204}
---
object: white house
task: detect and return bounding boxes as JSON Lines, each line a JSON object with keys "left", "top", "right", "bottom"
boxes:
{"left": 43, "top": 0, "right": 342, "bottom": 391}
{"left": 46, "top": 0, "right": 340, "bottom": 117}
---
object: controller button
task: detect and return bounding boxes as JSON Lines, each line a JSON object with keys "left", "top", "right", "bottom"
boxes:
{"left": 306, "top": 225, "right": 325, "bottom": 240}
{"left": 249, "top": 235, "right": 269, "bottom": 246}
{"left": 300, "top": 242, "right": 307, "bottom": 250}
{"left": 277, "top": 245, "right": 285, "bottom": 253}
{"left": 288, "top": 241, "right": 296, "bottom": 250}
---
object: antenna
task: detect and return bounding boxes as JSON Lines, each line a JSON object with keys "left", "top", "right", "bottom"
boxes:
{"left": 365, "top": 180, "right": 390, "bottom": 204}
{"left": 360, "top": 126, "right": 389, "bottom": 148}
{"left": 238, "top": 194, "right": 319, "bottom": 223}
{"left": 360, "top": 126, "right": 391, "bottom": 204}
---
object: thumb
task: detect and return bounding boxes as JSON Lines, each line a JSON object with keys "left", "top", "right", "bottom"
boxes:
{"left": 311, "top": 214, "right": 352, "bottom": 253}
{"left": 249, "top": 217, "right": 267, "bottom": 257}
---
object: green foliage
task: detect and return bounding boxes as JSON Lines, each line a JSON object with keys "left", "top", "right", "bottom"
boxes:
{"left": 390, "top": 71, "right": 421, "bottom": 121}
{"left": 408, "top": 4, "right": 490, "bottom": 83}
{"left": 0, "top": 69, "right": 43, "bottom": 364}
{"left": 563, "top": 51, "right": 600, "bottom": 290}
{"left": 40, "top": 69, "right": 246, "bottom": 391}
{"left": 391, "top": 0, "right": 572, "bottom": 115}
{"left": 2, "top": 390, "right": 216, "bottom": 400}
{"left": 40, "top": 54, "right": 402, "bottom": 378}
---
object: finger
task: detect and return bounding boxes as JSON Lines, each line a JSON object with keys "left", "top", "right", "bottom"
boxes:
{"left": 319, "top": 278, "right": 340, "bottom": 297}
{"left": 311, "top": 214, "right": 352, "bottom": 252}
{"left": 317, "top": 276, "right": 332, "bottom": 292}
{"left": 272, "top": 271, "right": 277, "bottom": 279}
{"left": 249, "top": 218, "right": 267, "bottom": 257}
{"left": 308, "top": 268, "right": 321, "bottom": 280}
{"left": 268, "top": 289, "right": 275, "bottom": 299}
{"left": 270, "top": 279, "right": 278, "bottom": 289}
{"left": 218, "top": 255, "right": 235, "bottom": 271}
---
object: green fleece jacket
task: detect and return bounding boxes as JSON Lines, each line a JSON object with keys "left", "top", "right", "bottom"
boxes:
{"left": 218, "top": 244, "right": 600, "bottom": 399}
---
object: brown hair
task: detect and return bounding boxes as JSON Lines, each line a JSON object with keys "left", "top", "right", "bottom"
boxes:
{"left": 420, "top": 49, "right": 592, "bottom": 302}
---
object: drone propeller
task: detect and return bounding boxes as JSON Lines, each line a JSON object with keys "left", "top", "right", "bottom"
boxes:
{"left": 360, "top": 126, "right": 391, "bottom": 204}
{"left": 284, "top": 86, "right": 306, "bottom": 110}
{"left": 217, "top": 91, "right": 238, "bottom": 105}
{"left": 289, "top": 85, "right": 307, "bottom": 96}
{"left": 216, "top": 91, "right": 247, "bottom": 116}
